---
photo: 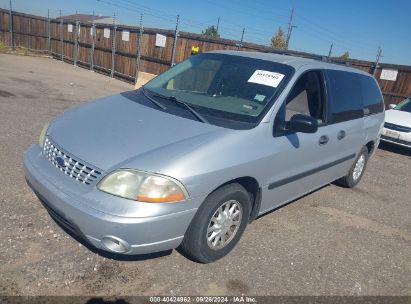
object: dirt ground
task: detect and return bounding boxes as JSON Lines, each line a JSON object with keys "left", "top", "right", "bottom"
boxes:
{"left": 0, "top": 54, "right": 410, "bottom": 297}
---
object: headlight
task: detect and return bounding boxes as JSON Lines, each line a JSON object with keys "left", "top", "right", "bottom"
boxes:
{"left": 97, "top": 170, "right": 188, "bottom": 203}
{"left": 39, "top": 121, "right": 50, "bottom": 148}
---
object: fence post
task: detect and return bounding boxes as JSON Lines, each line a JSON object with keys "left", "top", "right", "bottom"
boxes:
{"left": 60, "top": 10, "right": 63, "bottom": 61}
{"left": 74, "top": 20, "right": 79, "bottom": 66}
{"left": 90, "top": 22, "right": 95, "bottom": 71}
{"left": 170, "top": 14, "right": 179, "bottom": 67}
{"left": 135, "top": 14, "right": 143, "bottom": 85}
{"left": 9, "top": 0, "right": 14, "bottom": 50}
{"left": 110, "top": 13, "right": 116, "bottom": 78}
{"left": 47, "top": 9, "right": 51, "bottom": 54}
{"left": 28, "top": 17, "right": 31, "bottom": 50}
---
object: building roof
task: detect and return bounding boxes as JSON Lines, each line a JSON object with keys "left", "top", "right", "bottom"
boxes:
{"left": 57, "top": 14, "right": 113, "bottom": 23}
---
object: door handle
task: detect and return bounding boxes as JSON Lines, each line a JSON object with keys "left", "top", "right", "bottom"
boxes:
{"left": 337, "top": 130, "right": 346, "bottom": 140}
{"left": 319, "top": 135, "right": 329, "bottom": 145}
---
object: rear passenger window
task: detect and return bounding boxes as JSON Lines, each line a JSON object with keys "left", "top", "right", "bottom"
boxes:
{"left": 327, "top": 70, "right": 363, "bottom": 123}
{"left": 358, "top": 76, "right": 384, "bottom": 115}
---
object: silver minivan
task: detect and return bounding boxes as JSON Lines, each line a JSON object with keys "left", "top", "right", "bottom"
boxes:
{"left": 24, "top": 51, "right": 384, "bottom": 263}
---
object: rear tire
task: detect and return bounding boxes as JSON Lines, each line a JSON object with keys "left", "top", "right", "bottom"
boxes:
{"left": 336, "top": 147, "right": 368, "bottom": 188}
{"left": 180, "top": 183, "right": 251, "bottom": 263}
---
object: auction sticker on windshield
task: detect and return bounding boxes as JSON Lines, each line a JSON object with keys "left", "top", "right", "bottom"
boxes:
{"left": 248, "top": 70, "right": 285, "bottom": 88}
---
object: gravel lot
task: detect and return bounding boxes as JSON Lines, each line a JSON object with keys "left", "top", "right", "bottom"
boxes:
{"left": 0, "top": 54, "right": 410, "bottom": 297}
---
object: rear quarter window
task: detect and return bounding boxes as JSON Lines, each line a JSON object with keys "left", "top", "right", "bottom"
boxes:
{"left": 358, "top": 75, "right": 384, "bottom": 115}
{"left": 326, "top": 70, "right": 363, "bottom": 123}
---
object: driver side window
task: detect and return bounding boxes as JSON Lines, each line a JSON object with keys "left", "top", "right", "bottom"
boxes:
{"left": 285, "top": 70, "right": 326, "bottom": 123}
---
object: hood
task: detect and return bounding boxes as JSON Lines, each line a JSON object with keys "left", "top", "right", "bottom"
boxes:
{"left": 385, "top": 109, "right": 411, "bottom": 128}
{"left": 48, "top": 92, "right": 227, "bottom": 172}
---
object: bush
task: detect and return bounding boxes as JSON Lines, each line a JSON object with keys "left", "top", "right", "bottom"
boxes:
{"left": 0, "top": 41, "right": 10, "bottom": 53}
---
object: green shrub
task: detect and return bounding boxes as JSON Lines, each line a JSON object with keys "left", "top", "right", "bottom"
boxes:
{"left": 0, "top": 41, "right": 10, "bottom": 53}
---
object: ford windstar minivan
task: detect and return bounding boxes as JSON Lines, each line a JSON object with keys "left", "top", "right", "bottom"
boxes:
{"left": 24, "top": 51, "right": 384, "bottom": 263}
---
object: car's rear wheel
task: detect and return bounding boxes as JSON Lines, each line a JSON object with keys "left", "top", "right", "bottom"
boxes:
{"left": 337, "top": 146, "right": 369, "bottom": 188}
{"left": 180, "top": 183, "right": 251, "bottom": 263}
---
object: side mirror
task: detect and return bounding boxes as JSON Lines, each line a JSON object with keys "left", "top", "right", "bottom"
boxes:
{"left": 288, "top": 114, "right": 318, "bottom": 133}
{"left": 388, "top": 104, "right": 396, "bottom": 109}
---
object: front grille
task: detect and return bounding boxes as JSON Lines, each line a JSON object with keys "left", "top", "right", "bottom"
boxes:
{"left": 381, "top": 135, "right": 411, "bottom": 147}
{"left": 384, "top": 122, "right": 411, "bottom": 133}
{"left": 43, "top": 137, "right": 103, "bottom": 185}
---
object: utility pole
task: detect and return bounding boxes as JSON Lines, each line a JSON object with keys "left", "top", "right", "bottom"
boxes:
{"left": 373, "top": 46, "right": 382, "bottom": 76}
{"left": 171, "top": 14, "right": 179, "bottom": 66}
{"left": 28, "top": 16, "right": 31, "bottom": 49}
{"left": 328, "top": 43, "right": 333, "bottom": 59}
{"left": 285, "top": 7, "right": 296, "bottom": 50}
{"left": 237, "top": 27, "right": 245, "bottom": 50}
{"left": 9, "top": 0, "right": 14, "bottom": 50}
{"left": 216, "top": 16, "right": 220, "bottom": 33}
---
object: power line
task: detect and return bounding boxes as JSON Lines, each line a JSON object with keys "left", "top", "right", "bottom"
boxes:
{"left": 96, "top": 0, "right": 177, "bottom": 28}
{"left": 295, "top": 14, "right": 377, "bottom": 52}
{"left": 204, "top": 0, "right": 289, "bottom": 20}
{"left": 92, "top": 0, "right": 378, "bottom": 59}
{"left": 296, "top": 24, "right": 375, "bottom": 56}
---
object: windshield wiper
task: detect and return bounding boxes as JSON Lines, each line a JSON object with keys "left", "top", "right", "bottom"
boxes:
{"left": 141, "top": 87, "right": 167, "bottom": 110}
{"left": 147, "top": 91, "right": 209, "bottom": 124}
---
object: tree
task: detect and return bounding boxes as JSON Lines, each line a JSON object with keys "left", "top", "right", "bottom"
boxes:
{"left": 338, "top": 51, "right": 350, "bottom": 60}
{"left": 271, "top": 27, "right": 286, "bottom": 50}
{"left": 202, "top": 25, "right": 220, "bottom": 38}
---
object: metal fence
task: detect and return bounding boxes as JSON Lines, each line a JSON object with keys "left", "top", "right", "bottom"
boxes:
{"left": 1, "top": 8, "right": 410, "bottom": 106}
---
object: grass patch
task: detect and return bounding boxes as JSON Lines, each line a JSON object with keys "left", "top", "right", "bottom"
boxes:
{"left": 0, "top": 41, "right": 10, "bottom": 53}
{"left": 0, "top": 42, "right": 47, "bottom": 57}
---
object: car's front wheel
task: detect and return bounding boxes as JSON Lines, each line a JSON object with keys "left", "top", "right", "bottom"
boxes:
{"left": 180, "top": 183, "right": 251, "bottom": 263}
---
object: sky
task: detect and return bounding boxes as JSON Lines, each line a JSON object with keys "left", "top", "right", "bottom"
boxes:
{"left": 1, "top": 0, "right": 410, "bottom": 65}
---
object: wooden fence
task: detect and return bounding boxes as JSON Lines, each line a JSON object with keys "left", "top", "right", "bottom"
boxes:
{"left": 1, "top": 8, "right": 410, "bottom": 106}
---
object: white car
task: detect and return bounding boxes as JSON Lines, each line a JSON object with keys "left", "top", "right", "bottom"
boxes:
{"left": 381, "top": 97, "right": 411, "bottom": 148}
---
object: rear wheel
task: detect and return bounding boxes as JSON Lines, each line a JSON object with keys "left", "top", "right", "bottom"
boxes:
{"left": 337, "top": 146, "right": 368, "bottom": 188}
{"left": 180, "top": 183, "right": 251, "bottom": 263}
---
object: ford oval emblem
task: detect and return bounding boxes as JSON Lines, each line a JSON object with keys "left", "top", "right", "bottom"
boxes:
{"left": 55, "top": 156, "right": 67, "bottom": 168}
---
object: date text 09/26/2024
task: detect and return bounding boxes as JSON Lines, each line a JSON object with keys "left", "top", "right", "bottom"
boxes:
{"left": 149, "top": 296, "right": 257, "bottom": 303}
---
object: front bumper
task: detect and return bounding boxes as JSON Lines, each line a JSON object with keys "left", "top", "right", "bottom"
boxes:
{"left": 23, "top": 144, "right": 200, "bottom": 255}
{"left": 381, "top": 127, "right": 411, "bottom": 148}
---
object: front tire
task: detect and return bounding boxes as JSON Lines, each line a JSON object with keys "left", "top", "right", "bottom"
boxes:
{"left": 337, "top": 146, "right": 369, "bottom": 188}
{"left": 180, "top": 183, "right": 251, "bottom": 263}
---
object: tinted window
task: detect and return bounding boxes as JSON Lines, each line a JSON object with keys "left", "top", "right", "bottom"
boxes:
{"left": 358, "top": 76, "right": 384, "bottom": 115}
{"left": 327, "top": 70, "right": 363, "bottom": 123}
{"left": 394, "top": 98, "right": 411, "bottom": 113}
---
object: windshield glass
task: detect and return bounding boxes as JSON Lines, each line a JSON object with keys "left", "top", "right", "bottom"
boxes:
{"left": 144, "top": 53, "right": 294, "bottom": 128}
{"left": 394, "top": 98, "right": 411, "bottom": 113}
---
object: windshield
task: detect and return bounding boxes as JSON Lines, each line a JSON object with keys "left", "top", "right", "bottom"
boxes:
{"left": 144, "top": 53, "right": 294, "bottom": 128}
{"left": 394, "top": 98, "right": 411, "bottom": 113}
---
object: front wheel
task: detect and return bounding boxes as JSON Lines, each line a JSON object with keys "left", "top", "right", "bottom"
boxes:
{"left": 336, "top": 147, "right": 369, "bottom": 188}
{"left": 179, "top": 183, "right": 251, "bottom": 263}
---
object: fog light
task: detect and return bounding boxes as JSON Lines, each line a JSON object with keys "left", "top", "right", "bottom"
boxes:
{"left": 101, "top": 236, "right": 131, "bottom": 253}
